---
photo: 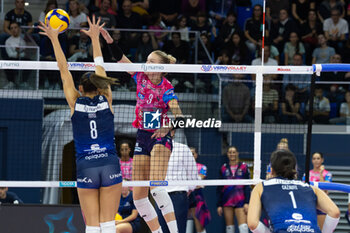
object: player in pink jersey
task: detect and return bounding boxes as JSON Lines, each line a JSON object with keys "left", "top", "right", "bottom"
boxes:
{"left": 100, "top": 28, "right": 184, "bottom": 233}
{"left": 188, "top": 147, "right": 211, "bottom": 233}
{"left": 119, "top": 140, "right": 133, "bottom": 180}
{"left": 303, "top": 152, "right": 332, "bottom": 229}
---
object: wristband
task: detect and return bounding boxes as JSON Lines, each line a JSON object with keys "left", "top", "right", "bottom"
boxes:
{"left": 94, "top": 56, "right": 104, "bottom": 67}
{"left": 107, "top": 42, "right": 123, "bottom": 62}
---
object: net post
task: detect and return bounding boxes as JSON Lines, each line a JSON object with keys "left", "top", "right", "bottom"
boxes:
{"left": 305, "top": 73, "right": 317, "bottom": 183}
{"left": 253, "top": 69, "right": 263, "bottom": 180}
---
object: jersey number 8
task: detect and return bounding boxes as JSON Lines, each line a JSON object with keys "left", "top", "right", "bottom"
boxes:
{"left": 90, "top": 120, "right": 98, "bottom": 139}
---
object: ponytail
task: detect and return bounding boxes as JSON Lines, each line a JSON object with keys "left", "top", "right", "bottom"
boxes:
{"left": 80, "top": 72, "right": 119, "bottom": 92}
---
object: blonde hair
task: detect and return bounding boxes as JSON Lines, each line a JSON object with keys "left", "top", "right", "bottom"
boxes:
{"left": 152, "top": 50, "right": 177, "bottom": 64}
{"left": 80, "top": 72, "right": 119, "bottom": 92}
{"left": 276, "top": 138, "right": 289, "bottom": 150}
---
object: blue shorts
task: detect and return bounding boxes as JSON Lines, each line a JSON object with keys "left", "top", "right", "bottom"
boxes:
{"left": 134, "top": 129, "right": 173, "bottom": 156}
{"left": 76, "top": 153, "right": 122, "bottom": 189}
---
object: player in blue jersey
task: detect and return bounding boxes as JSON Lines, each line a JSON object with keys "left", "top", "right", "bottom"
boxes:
{"left": 247, "top": 150, "right": 340, "bottom": 233}
{"left": 39, "top": 16, "right": 122, "bottom": 233}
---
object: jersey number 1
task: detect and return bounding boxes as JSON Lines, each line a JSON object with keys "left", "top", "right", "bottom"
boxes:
{"left": 288, "top": 191, "right": 297, "bottom": 209}
{"left": 90, "top": 120, "right": 98, "bottom": 139}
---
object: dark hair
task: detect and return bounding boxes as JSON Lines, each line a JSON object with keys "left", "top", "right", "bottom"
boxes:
{"left": 293, "top": 53, "right": 303, "bottom": 59}
{"left": 80, "top": 72, "right": 118, "bottom": 93}
{"left": 290, "top": 32, "right": 300, "bottom": 54}
{"left": 119, "top": 139, "right": 132, "bottom": 150}
{"left": 227, "top": 146, "right": 238, "bottom": 153}
{"left": 312, "top": 152, "right": 324, "bottom": 159}
{"left": 44, "top": 0, "right": 58, "bottom": 14}
{"left": 285, "top": 83, "right": 296, "bottom": 92}
{"left": 270, "top": 150, "right": 297, "bottom": 180}
{"left": 9, "top": 21, "right": 20, "bottom": 27}
{"left": 190, "top": 147, "right": 197, "bottom": 153}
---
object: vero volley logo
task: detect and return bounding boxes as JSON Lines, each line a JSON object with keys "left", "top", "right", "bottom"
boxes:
{"left": 201, "top": 65, "right": 213, "bottom": 72}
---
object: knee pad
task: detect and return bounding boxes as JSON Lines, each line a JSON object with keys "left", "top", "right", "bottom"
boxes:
{"left": 239, "top": 224, "right": 248, "bottom": 233}
{"left": 151, "top": 187, "right": 175, "bottom": 215}
{"left": 86, "top": 226, "right": 100, "bottom": 233}
{"left": 134, "top": 197, "right": 158, "bottom": 222}
{"left": 100, "top": 220, "right": 116, "bottom": 233}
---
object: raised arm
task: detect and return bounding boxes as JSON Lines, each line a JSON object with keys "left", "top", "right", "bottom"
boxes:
{"left": 38, "top": 22, "right": 80, "bottom": 112}
{"left": 100, "top": 27, "right": 135, "bottom": 75}
{"left": 81, "top": 16, "right": 113, "bottom": 107}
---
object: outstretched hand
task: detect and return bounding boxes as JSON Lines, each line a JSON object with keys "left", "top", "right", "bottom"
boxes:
{"left": 38, "top": 21, "right": 61, "bottom": 40}
{"left": 81, "top": 15, "right": 105, "bottom": 40}
{"left": 100, "top": 27, "right": 113, "bottom": 44}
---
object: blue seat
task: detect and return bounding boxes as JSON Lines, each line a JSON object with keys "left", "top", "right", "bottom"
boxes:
{"left": 329, "top": 102, "right": 339, "bottom": 119}
{"left": 237, "top": 7, "right": 252, "bottom": 30}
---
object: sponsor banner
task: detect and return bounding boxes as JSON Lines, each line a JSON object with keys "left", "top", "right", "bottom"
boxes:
{"left": 0, "top": 61, "right": 314, "bottom": 74}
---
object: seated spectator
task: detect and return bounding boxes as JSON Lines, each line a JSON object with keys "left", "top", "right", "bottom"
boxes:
{"left": 116, "top": 0, "right": 142, "bottom": 47}
{"left": 181, "top": 0, "right": 206, "bottom": 22}
{"left": 312, "top": 34, "right": 336, "bottom": 64}
{"left": 68, "top": 32, "right": 92, "bottom": 62}
{"left": 292, "top": 0, "right": 315, "bottom": 25}
{"left": 150, "top": 0, "right": 180, "bottom": 26}
{"left": 252, "top": 44, "right": 278, "bottom": 66}
{"left": 38, "top": 0, "right": 57, "bottom": 23}
{"left": 222, "top": 74, "right": 252, "bottom": 123}
{"left": 95, "top": 0, "right": 117, "bottom": 15}
{"left": 190, "top": 11, "right": 217, "bottom": 41}
{"left": 162, "top": 32, "right": 190, "bottom": 64}
{"left": 68, "top": 0, "right": 88, "bottom": 28}
{"left": 266, "top": 0, "right": 289, "bottom": 20}
{"left": 1, "top": 0, "right": 34, "bottom": 45}
{"left": 323, "top": 8, "right": 348, "bottom": 52}
{"left": 67, "top": 0, "right": 88, "bottom": 39}
{"left": 300, "top": 10, "right": 323, "bottom": 64}
{"left": 0, "top": 187, "right": 23, "bottom": 204}
{"left": 170, "top": 16, "right": 190, "bottom": 42}
{"left": 270, "top": 9, "right": 297, "bottom": 53}
{"left": 130, "top": 0, "right": 149, "bottom": 16}
{"left": 306, "top": 85, "right": 331, "bottom": 124}
{"left": 208, "top": 0, "right": 234, "bottom": 27}
{"left": 39, "top": 33, "right": 67, "bottom": 89}
{"left": 262, "top": 75, "right": 279, "bottom": 123}
{"left": 321, "top": 54, "right": 346, "bottom": 103}
{"left": 215, "top": 49, "right": 231, "bottom": 65}
{"left": 215, "top": 11, "right": 242, "bottom": 53}
{"left": 330, "top": 91, "right": 350, "bottom": 124}
{"left": 135, "top": 32, "right": 157, "bottom": 62}
{"left": 280, "top": 84, "right": 303, "bottom": 123}
{"left": 95, "top": 0, "right": 117, "bottom": 28}
{"left": 197, "top": 32, "right": 212, "bottom": 64}
{"left": 148, "top": 12, "right": 168, "bottom": 48}
{"left": 4, "top": 21, "right": 30, "bottom": 89}
{"left": 116, "top": 183, "right": 141, "bottom": 233}
{"left": 224, "top": 32, "right": 250, "bottom": 65}
{"left": 244, "top": 4, "right": 264, "bottom": 53}
{"left": 318, "top": 0, "right": 344, "bottom": 23}
{"left": 284, "top": 32, "right": 305, "bottom": 65}
{"left": 283, "top": 53, "right": 310, "bottom": 103}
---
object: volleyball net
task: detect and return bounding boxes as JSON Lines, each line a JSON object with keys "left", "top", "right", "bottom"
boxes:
{"left": 1, "top": 61, "right": 350, "bottom": 202}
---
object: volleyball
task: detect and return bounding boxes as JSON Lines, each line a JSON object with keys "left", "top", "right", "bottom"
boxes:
{"left": 45, "top": 9, "right": 70, "bottom": 33}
